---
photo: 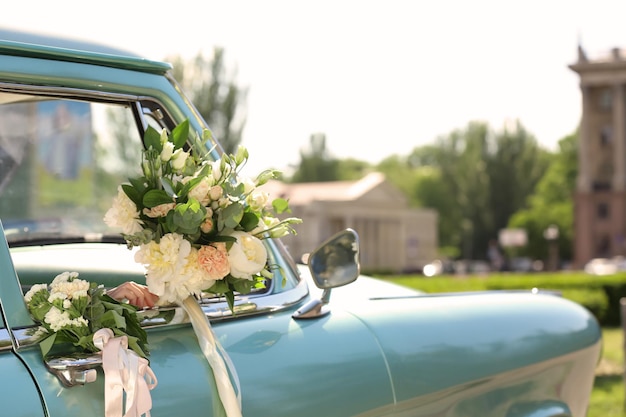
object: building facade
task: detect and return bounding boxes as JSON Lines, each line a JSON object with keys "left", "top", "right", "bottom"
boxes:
{"left": 570, "top": 46, "right": 626, "bottom": 267}
{"left": 262, "top": 172, "right": 438, "bottom": 273}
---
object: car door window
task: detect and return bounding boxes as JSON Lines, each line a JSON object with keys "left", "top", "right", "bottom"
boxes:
{"left": 0, "top": 95, "right": 142, "bottom": 246}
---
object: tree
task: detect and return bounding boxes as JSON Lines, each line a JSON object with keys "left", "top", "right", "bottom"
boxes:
{"left": 405, "top": 121, "right": 550, "bottom": 260}
{"left": 289, "top": 133, "right": 340, "bottom": 182}
{"left": 167, "top": 49, "right": 247, "bottom": 155}
{"left": 508, "top": 132, "right": 577, "bottom": 261}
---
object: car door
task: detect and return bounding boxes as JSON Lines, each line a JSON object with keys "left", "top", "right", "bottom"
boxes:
{"left": 1, "top": 225, "right": 229, "bottom": 417}
{"left": 0, "top": 230, "right": 47, "bottom": 417}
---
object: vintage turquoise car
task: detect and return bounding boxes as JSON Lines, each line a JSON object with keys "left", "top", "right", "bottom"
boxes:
{"left": 0, "top": 29, "right": 602, "bottom": 417}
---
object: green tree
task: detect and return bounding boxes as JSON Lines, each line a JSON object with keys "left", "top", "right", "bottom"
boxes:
{"left": 289, "top": 133, "right": 340, "bottom": 182}
{"left": 336, "top": 158, "right": 373, "bottom": 180}
{"left": 167, "top": 49, "right": 247, "bottom": 154}
{"left": 406, "top": 121, "right": 550, "bottom": 260}
{"left": 508, "top": 132, "right": 577, "bottom": 261}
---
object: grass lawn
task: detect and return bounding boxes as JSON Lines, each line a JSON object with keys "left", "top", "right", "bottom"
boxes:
{"left": 589, "top": 327, "right": 624, "bottom": 417}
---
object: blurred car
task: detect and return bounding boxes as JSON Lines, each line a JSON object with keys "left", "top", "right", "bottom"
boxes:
{"left": 584, "top": 257, "right": 626, "bottom": 275}
{"left": 0, "top": 29, "right": 602, "bottom": 417}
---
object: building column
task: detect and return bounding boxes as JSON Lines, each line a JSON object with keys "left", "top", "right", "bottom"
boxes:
{"left": 613, "top": 83, "right": 626, "bottom": 191}
{"left": 577, "top": 85, "right": 592, "bottom": 192}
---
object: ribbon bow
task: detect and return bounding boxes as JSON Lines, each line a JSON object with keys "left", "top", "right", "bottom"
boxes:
{"left": 93, "top": 328, "right": 158, "bottom": 417}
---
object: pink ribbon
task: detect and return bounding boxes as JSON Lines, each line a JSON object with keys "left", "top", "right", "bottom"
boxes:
{"left": 93, "top": 329, "right": 158, "bottom": 417}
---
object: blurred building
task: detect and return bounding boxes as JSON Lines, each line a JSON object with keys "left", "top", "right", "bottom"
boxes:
{"left": 261, "top": 172, "right": 438, "bottom": 273}
{"left": 570, "top": 46, "right": 626, "bottom": 267}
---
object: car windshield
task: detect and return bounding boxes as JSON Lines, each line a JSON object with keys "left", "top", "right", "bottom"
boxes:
{"left": 0, "top": 93, "right": 143, "bottom": 245}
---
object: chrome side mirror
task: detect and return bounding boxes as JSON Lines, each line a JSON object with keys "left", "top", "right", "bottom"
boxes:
{"left": 293, "top": 229, "right": 360, "bottom": 319}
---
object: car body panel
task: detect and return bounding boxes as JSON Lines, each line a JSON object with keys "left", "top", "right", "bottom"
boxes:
{"left": 0, "top": 29, "right": 602, "bottom": 417}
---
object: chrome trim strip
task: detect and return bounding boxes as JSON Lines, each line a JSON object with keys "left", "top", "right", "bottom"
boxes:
{"left": 138, "top": 277, "right": 310, "bottom": 328}
{"left": 0, "top": 328, "right": 12, "bottom": 351}
{"left": 13, "top": 327, "right": 43, "bottom": 350}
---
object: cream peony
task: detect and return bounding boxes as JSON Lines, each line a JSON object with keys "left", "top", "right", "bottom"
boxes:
{"left": 227, "top": 231, "right": 267, "bottom": 279}
{"left": 134, "top": 233, "right": 191, "bottom": 303}
{"left": 104, "top": 186, "right": 143, "bottom": 235}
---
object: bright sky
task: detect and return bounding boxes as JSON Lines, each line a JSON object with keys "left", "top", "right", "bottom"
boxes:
{"left": 3, "top": 0, "right": 626, "bottom": 174}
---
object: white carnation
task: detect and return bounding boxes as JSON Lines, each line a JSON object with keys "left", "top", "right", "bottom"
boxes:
{"left": 104, "top": 186, "right": 143, "bottom": 235}
{"left": 24, "top": 284, "right": 48, "bottom": 303}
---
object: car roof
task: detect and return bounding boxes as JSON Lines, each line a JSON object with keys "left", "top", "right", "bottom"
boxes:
{"left": 0, "top": 28, "right": 172, "bottom": 75}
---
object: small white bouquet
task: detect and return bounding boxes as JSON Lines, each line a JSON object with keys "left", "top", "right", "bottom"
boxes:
{"left": 24, "top": 271, "right": 148, "bottom": 358}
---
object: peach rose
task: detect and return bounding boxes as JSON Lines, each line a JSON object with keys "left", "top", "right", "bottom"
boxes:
{"left": 143, "top": 202, "right": 176, "bottom": 218}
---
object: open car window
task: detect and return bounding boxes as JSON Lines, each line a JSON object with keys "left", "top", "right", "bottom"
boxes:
{"left": 0, "top": 94, "right": 144, "bottom": 245}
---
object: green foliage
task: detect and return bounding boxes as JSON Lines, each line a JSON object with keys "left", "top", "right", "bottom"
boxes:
{"left": 167, "top": 50, "right": 247, "bottom": 155}
{"left": 289, "top": 133, "right": 340, "bottom": 182}
{"left": 399, "top": 121, "right": 550, "bottom": 259}
{"left": 508, "top": 133, "right": 578, "bottom": 260}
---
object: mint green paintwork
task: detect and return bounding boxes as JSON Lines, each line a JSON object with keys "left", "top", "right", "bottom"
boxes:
{"left": 0, "top": 29, "right": 602, "bottom": 417}
{"left": 6, "top": 242, "right": 602, "bottom": 417}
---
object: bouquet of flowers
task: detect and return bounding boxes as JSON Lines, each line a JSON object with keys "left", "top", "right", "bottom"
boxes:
{"left": 24, "top": 271, "right": 149, "bottom": 358}
{"left": 104, "top": 120, "right": 301, "bottom": 310}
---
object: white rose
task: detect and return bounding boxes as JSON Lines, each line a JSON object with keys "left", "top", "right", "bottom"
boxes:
{"left": 212, "top": 160, "right": 231, "bottom": 182}
{"left": 171, "top": 149, "right": 189, "bottom": 171}
{"left": 227, "top": 231, "right": 267, "bottom": 279}
{"left": 247, "top": 191, "right": 269, "bottom": 211}
{"left": 160, "top": 141, "right": 174, "bottom": 161}
{"left": 189, "top": 178, "right": 211, "bottom": 205}
{"left": 240, "top": 177, "right": 256, "bottom": 194}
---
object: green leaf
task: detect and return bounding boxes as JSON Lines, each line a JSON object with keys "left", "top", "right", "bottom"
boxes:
{"left": 40, "top": 333, "right": 57, "bottom": 358}
{"left": 167, "top": 198, "right": 206, "bottom": 235}
{"left": 272, "top": 198, "right": 292, "bottom": 214}
{"left": 27, "top": 290, "right": 51, "bottom": 322}
{"left": 206, "top": 279, "right": 229, "bottom": 294}
{"left": 143, "top": 126, "right": 162, "bottom": 152}
{"left": 225, "top": 291, "right": 235, "bottom": 312}
{"left": 171, "top": 119, "right": 189, "bottom": 150}
{"left": 240, "top": 212, "right": 260, "bottom": 232}
{"left": 218, "top": 202, "right": 244, "bottom": 230}
{"left": 160, "top": 177, "right": 178, "bottom": 199}
{"left": 99, "top": 310, "right": 127, "bottom": 330}
{"left": 232, "top": 278, "right": 258, "bottom": 295}
{"left": 255, "top": 169, "right": 279, "bottom": 186}
{"left": 122, "top": 183, "right": 143, "bottom": 207}
{"left": 143, "top": 189, "right": 174, "bottom": 208}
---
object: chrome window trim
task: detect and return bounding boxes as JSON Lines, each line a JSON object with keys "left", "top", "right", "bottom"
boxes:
{"left": 0, "top": 82, "right": 177, "bottom": 131}
{"left": 0, "top": 82, "right": 142, "bottom": 103}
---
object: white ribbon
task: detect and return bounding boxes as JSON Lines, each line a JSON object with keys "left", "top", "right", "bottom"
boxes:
{"left": 181, "top": 295, "right": 242, "bottom": 417}
{"left": 93, "top": 328, "right": 158, "bottom": 417}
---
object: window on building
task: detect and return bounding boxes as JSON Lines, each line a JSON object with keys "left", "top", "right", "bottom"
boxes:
{"left": 597, "top": 235, "right": 611, "bottom": 257}
{"left": 597, "top": 202, "right": 610, "bottom": 219}
{"left": 599, "top": 88, "right": 613, "bottom": 111}
{"left": 600, "top": 125, "right": 613, "bottom": 146}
